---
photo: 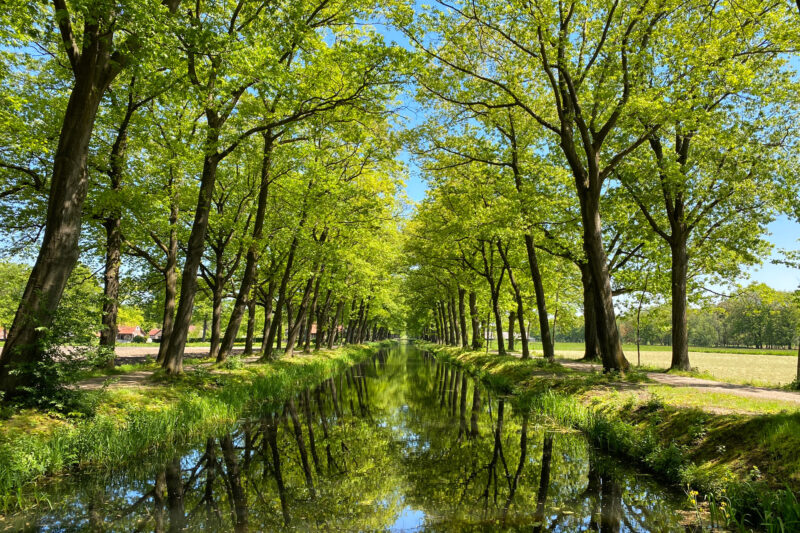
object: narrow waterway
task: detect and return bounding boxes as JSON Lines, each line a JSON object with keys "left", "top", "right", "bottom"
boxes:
{"left": 3, "top": 342, "right": 688, "bottom": 531}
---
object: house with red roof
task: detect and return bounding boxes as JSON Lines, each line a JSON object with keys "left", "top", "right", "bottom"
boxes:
{"left": 116, "top": 325, "right": 144, "bottom": 342}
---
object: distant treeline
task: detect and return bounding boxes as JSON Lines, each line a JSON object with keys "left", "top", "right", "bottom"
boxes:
{"left": 558, "top": 284, "right": 799, "bottom": 350}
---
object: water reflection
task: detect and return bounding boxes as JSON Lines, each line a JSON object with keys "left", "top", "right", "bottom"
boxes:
{"left": 2, "top": 344, "right": 687, "bottom": 531}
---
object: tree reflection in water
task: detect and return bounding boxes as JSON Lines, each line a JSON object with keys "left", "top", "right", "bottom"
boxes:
{"left": 9, "top": 345, "right": 688, "bottom": 531}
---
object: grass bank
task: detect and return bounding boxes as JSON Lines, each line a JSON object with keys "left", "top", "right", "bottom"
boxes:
{"left": 420, "top": 342, "right": 800, "bottom": 531}
{"left": 0, "top": 342, "right": 382, "bottom": 512}
{"left": 548, "top": 341, "right": 797, "bottom": 387}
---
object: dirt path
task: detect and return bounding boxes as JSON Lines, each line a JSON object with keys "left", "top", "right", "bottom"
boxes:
{"left": 78, "top": 346, "right": 254, "bottom": 390}
{"left": 557, "top": 359, "right": 800, "bottom": 405}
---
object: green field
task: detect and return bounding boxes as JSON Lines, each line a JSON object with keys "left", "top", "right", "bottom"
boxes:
{"left": 481, "top": 340, "right": 799, "bottom": 387}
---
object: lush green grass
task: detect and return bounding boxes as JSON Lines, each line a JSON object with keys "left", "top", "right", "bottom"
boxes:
{"left": 0, "top": 342, "right": 383, "bottom": 511}
{"left": 419, "top": 342, "right": 800, "bottom": 531}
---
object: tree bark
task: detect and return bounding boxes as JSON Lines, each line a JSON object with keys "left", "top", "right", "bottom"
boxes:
{"left": 163, "top": 149, "right": 222, "bottom": 374}
{"left": 286, "top": 399, "right": 315, "bottom": 497}
{"left": 327, "top": 300, "right": 344, "bottom": 349}
{"left": 217, "top": 133, "right": 274, "bottom": 361}
{"left": 165, "top": 456, "right": 185, "bottom": 533}
{"left": 156, "top": 205, "right": 180, "bottom": 364}
{"left": 209, "top": 273, "right": 223, "bottom": 357}
{"left": 580, "top": 263, "right": 601, "bottom": 362}
{"left": 99, "top": 217, "right": 122, "bottom": 365}
{"left": 284, "top": 275, "right": 316, "bottom": 356}
{"left": 508, "top": 311, "right": 516, "bottom": 352}
{"left": 314, "top": 289, "right": 332, "bottom": 351}
{"left": 533, "top": 434, "right": 554, "bottom": 532}
{"left": 524, "top": 234, "right": 555, "bottom": 360}
{"left": 244, "top": 292, "right": 256, "bottom": 356}
{"left": 491, "top": 290, "right": 505, "bottom": 355}
{"left": 303, "top": 270, "right": 323, "bottom": 353}
{"left": 0, "top": 60, "right": 108, "bottom": 392}
{"left": 259, "top": 280, "right": 276, "bottom": 354}
{"left": 436, "top": 301, "right": 446, "bottom": 345}
{"left": 448, "top": 297, "right": 459, "bottom": 346}
{"left": 264, "top": 413, "right": 291, "bottom": 526}
{"left": 578, "top": 189, "right": 628, "bottom": 371}
{"left": 220, "top": 435, "right": 248, "bottom": 532}
{"left": 356, "top": 301, "right": 371, "bottom": 343}
{"left": 261, "top": 237, "right": 299, "bottom": 360}
{"left": 458, "top": 288, "right": 469, "bottom": 348}
{"left": 469, "top": 291, "right": 480, "bottom": 349}
{"left": 670, "top": 237, "right": 691, "bottom": 370}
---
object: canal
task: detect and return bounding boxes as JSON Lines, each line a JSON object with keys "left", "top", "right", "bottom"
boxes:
{"left": 4, "top": 342, "right": 687, "bottom": 531}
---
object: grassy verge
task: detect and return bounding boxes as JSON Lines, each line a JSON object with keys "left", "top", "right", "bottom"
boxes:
{"left": 419, "top": 342, "right": 800, "bottom": 531}
{"left": 0, "top": 343, "right": 382, "bottom": 512}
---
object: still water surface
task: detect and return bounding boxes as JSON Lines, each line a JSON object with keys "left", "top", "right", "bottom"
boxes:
{"left": 4, "top": 342, "right": 688, "bottom": 531}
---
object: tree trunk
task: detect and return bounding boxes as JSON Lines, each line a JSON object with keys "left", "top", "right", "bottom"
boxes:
{"left": 157, "top": 213, "right": 179, "bottom": 364}
{"left": 449, "top": 295, "right": 461, "bottom": 346}
{"left": 244, "top": 293, "right": 256, "bottom": 356}
{"left": 165, "top": 456, "right": 185, "bottom": 533}
{"left": 670, "top": 237, "right": 691, "bottom": 370}
{"left": 524, "top": 234, "right": 555, "bottom": 361}
{"left": 351, "top": 299, "right": 364, "bottom": 344}
{"left": 220, "top": 435, "right": 248, "bottom": 532}
{"left": 469, "top": 291, "right": 480, "bottom": 350}
{"left": 217, "top": 134, "right": 274, "bottom": 361}
{"left": 580, "top": 263, "right": 601, "bottom": 362}
{"left": 491, "top": 288, "right": 505, "bottom": 355}
{"left": 99, "top": 217, "right": 121, "bottom": 365}
{"left": 261, "top": 237, "right": 299, "bottom": 360}
{"left": 508, "top": 311, "right": 516, "bottom": 352}
{"left": 315, "top": 289, "right": 332, "bottom": 351}
{"left": 327, "top": 300, "right": 344, "bottom": 349}
{"left": 578, "top": 189, "right": 628, "bottom": 371}
{"left": 448, "top": 298, "right": 459, "bottom": 346}
{"left": 163, "top": 151, "right": 222, "bottom": 374}
{"left": 98, "top": 87, "right": 140, "bottom": 367}
{"left": 533, "top": 434, "right": 554, "bottom": 530}
{"left": 303, "top": 271, "right": 323, "bottom": 353}
{"left": 264, "top": 413, "right": 291, "bottom": 526}
{"left": 0, "top": 69, "right": 106, "bottom": 393}
{"left": 210, "top": 277, "right": 223, "bottom": 360}
{"left": 286, "top": 399, "right": 315, "bottom": 498}
{"left": 284, "top": 276, "right": 315, "bottom": 356}
{"left": 275, "top": 306, "right": 283, "bottom": 350}
{"left": 357, "top": 301, "right": 371, "bottom": 343}
{"left": 436, "top": 301, "right": 446, "bottom": 344}
{"left": 458, "top": 288, "right": 469, "bottom": 348}
{"left": 259, "top": 280, "right": 276, "bottom": 354}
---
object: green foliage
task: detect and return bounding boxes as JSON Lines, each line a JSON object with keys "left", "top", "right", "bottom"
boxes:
{"left": 617, "top": 284, "right": 800, "bottom": 350}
